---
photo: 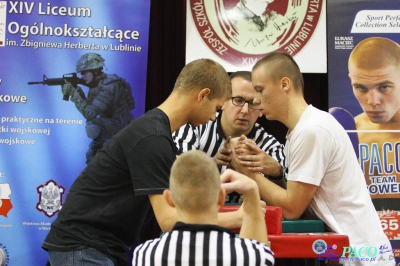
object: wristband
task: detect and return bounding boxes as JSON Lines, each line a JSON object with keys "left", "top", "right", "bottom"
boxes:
{"left": 267, "top": 166, "right": 285, "bottom": 180}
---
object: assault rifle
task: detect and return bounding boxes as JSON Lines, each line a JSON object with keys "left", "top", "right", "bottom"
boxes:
{"left": 28, "top": 73, "right": 85, "bottom": 101}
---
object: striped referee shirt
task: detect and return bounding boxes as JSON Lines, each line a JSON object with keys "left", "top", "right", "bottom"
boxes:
{"left": 132, "top": 222, "right": 275, "bottom": 266}
{"left": 172, "top": 112, "right": 286, "bottom": 171}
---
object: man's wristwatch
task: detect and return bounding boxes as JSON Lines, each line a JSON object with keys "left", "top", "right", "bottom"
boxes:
{"left": 267, "top": 166, "right": 285, "bottom": 181}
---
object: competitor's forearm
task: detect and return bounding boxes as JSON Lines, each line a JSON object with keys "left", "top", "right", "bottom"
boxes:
{"left": 250, "top": 172, "right": 303, "bottom": 219}
{"left": 239, "top": 185, "right": 268, "bottom": 244}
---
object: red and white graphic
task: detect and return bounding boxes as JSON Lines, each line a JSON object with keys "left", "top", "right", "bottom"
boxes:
{"left": 379, "top": 209, "right": 400, "bottom": 240}
{"left": 187, "top": 0, "right": 326, "bottom": 72}
{"left": 0, "top": 183, "right": 12, "bottom": 218}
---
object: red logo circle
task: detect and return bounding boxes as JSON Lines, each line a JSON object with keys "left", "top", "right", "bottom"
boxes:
{"left": 189, "top": 0, "right": 323, "bottom": 66}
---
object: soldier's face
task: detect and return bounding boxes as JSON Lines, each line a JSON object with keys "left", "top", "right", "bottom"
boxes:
{"left": 81, "top": 71, "right": 94, "bottom": 84}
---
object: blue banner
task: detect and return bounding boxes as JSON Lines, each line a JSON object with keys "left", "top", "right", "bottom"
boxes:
{"left": 0, "top": 1, "right": 150, "bottom": 265}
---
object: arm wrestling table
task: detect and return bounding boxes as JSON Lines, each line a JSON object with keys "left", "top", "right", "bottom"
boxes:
{"left": 219, "top": 205, "right": 349, "bottom": 260}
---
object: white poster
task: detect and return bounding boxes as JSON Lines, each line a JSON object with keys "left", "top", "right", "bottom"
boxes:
{"left": 186, "top": 0, "right": 326, "bottom": 73}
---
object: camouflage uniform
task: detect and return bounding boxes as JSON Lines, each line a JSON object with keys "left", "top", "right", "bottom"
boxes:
{"left": 70, "top": 53, "right": 135, "bottom": 163}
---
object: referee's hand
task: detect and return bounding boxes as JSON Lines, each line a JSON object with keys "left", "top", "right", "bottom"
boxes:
{"left": 213, "top": 136, "right": 232, "bottom": 167}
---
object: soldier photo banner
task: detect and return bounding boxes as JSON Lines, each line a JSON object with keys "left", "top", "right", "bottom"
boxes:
{"left": 186, "top": 0, "right": 327, "bottom": 73}
{"left": 0, "top": 1, "right": 151, "bottom": 265}
{"left": 327, "top": 0, "right": 400, "bottom": 263}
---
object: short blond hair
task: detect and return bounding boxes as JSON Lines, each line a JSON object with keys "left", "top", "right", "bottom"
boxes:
{"left": 169, "top": 150, "right": 221, "bottom": 212}
{"left": 253, "top": 52, "right": 304, "bottom": 94}
{"left": 173, "top": 59, "right": 232, "bottom": 100}
{"left": 349, "top": 37, "right": 400, "bottom": 70}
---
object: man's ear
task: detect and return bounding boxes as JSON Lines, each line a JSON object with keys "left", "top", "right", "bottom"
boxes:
{"left": 197, "top": 88, "right": 211, "bottom": 101}
{"left": 163, "top": 189, "right": 175, "bottom": 208}
{"left": 281, "top": 77, "right": 290, "bottom": 91}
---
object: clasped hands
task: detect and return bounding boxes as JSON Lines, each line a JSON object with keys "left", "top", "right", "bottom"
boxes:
{"left": 215, "top": 135, "right": 281, "bottom": 178}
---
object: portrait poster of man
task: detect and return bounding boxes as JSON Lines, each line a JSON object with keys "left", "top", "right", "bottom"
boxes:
{"left": 186, "top": 0, "right": 326, "bottom": 72}
{"left": 327, "top": 0, "right": 400, "bottom": 262}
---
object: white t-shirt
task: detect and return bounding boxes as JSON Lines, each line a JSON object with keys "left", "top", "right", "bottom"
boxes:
{"left": 286, "top": 105, "right": 393, "bottom": 265}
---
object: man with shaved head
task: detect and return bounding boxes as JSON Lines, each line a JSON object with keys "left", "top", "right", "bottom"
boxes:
{"left": 229, "top": 52, "right": 393, "bottom": 265}
{"left": 349, "top": 37, "right": 400, "bottom": 126}
{"left": 348, "top": 37, "right": 400, "bottom": 214}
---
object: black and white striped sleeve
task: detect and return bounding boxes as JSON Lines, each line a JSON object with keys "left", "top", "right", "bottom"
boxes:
{"left": 172, "top": 123, "right": 200, "bottom": 155}
{"left": 253, "top": 124, "right": 286, "bottom": 169}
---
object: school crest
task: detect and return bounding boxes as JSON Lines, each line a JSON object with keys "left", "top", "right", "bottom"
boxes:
{"left": 189, "top": 0, "right": 323, "bottom": 66}
{"left": 36, "top": 180, "right": 65, "bottom": 218}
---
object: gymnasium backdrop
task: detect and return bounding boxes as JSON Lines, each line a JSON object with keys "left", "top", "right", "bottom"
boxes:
{"left": 327, "top": 0, "right": 400, "bottom": 263}
{"left": 0, "top": 1, "right": 151, "bottom": 265}
{"left": 186, "top": 0, "right": 327, "bottom": 73}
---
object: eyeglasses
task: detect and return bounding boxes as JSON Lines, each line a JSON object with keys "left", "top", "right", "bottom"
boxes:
{"left": 231, "top": 97, "right": 258, "bottom": 109}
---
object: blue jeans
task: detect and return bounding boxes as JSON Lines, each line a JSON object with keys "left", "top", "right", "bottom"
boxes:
{"left": 48, "top": 248, "right": 114, "bottom": 266}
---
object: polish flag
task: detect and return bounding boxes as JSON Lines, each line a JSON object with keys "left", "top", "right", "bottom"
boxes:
{"left": 0, "top": 183, "right": 12, "bottom": 218}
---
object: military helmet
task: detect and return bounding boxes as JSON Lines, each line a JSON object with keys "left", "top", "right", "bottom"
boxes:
{"left": 76, "top": 53, "right": 105, "bottom": 72}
